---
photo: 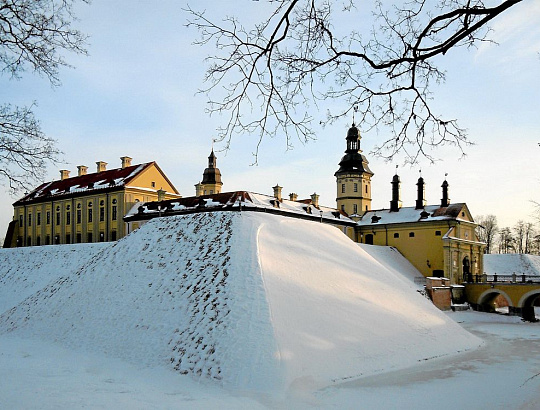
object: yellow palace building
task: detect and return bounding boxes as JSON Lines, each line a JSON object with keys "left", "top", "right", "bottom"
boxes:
{"left": 335, "top": 123, "right": 485, "bottom": 283}
{"left": 3, "top": 156, "right": 180, "bottom": 247}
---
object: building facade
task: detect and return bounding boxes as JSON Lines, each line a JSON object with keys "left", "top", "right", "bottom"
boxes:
{"left": 334, "top": 124, "right": 485, "bottom": 284}
{"left": 3, "top": 157, "right": 180, "bottom": 248}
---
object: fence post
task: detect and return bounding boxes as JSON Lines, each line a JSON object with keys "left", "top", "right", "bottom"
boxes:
{"left": 522, "top": 274, "right": 526, "bottom": 283}
{"left": 494, "top": 273, "right": 498, "bottom": 282}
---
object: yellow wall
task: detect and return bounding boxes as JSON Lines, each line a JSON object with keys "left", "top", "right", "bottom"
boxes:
{"left": 359, "top": 223, "right": 447, "bottom": 277}
{"left": 11, "top": 163, "right": 180, "bottom": 247}
{"left": 200, "top": 182, "right": 222, "bottom": 196}
{"left": 357, "top": 219, "right": 484, "bottom": 283}
{"left": 336, "top": 173, "right": 372, "bottom": 215}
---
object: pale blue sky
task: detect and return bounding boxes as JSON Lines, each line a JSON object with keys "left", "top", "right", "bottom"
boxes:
{"left": 1, "top": 0, "right": 540, "bottom": 240}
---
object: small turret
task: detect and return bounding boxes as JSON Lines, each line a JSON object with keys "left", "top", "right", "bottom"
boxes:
{"left": 335, "top": 122, "right": 374, "bottom": 214}
{"left": 198, "top": 149, "right": 223, "bottom": 196}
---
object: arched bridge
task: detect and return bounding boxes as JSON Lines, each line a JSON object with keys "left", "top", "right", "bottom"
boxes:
{"left": 465, "top": 274, "right": 540, "bottom": 321}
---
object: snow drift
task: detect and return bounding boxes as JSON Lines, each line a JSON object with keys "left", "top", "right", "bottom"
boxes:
{"left": 0, "top": 212, "right": 481, "bottom": 391}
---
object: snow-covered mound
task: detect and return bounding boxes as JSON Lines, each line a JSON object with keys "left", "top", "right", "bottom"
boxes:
{"left": 0, "top": 212, "right": 481, "bottom": 391}
{"left": 484, "top": 254, "right": 540, "bottom": 276}
{"left": 0, "top": 243, "right": 109, "bottom": 313}
{"left": 358, "top": 243, "right": 426, "bottom": 287}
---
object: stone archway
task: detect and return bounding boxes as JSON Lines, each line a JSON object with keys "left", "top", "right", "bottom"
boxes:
{"left": 476, "top": 289, "right": 513, "bottom": 313}
{"left": 518, "top": 290, "right": 540, "bottom": 322}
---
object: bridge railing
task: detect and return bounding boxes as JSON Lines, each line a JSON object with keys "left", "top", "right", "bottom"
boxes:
{"left": 464, "top": 273, "right": 540, "bottom": 284}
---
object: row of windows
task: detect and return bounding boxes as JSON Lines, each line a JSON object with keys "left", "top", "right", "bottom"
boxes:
{"left": 20, "top": 206, "right": 118, "bottom": 227}
{"left": 392, "top": 230, "right": 442, "bottom": 239}
{"left": 340, "top": 204, "right": 369, "bottom": 213}
{"left": 365, "top": 230, "right": 443, "bottom": 244}
{"left": 17, "top": 231, "right": 118, "bottom": 246}
{"left": 341, "top": 183, "right": 369, "bottom": 194}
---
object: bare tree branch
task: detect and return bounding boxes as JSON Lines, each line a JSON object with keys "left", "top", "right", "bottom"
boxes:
{"left": 0, "top": 0, "right": 88, "bottom": 191}
{"left": 186, "top": 0, "right": 523, "bottom": 163}
{"left": 0, "top": 103, "right": 59, "bottom": 191}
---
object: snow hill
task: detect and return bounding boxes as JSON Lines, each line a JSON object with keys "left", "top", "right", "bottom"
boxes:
{"left": 0, "top": 212, "right": 481, "bottom": 392}
{"left": 484, "top": 254, "right": 540, "bottom": 276}
{"left": 0, "top": 243, "right": 108, "bottom": 313}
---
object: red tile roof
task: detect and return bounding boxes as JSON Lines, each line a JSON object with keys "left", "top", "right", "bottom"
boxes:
{"left": 15, "top": 162, "right": 154, "bottom": 204}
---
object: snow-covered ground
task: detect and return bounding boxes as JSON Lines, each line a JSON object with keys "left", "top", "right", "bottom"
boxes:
{"left": 484, "top": 253, "right": 540, "bottom": 276}
{"left": 1, "top": 212, "right": 539, "bottom": 408}
{"left": 1, "top": 311, "right": 539, "bottom": 409}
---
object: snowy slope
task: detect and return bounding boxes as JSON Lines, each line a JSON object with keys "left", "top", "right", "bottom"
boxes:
{"left": 0, "top": 212, "right": 481, "bottom": 392}
{"left": 357, "top": 243, "right": 426, "bottom": 287}
{"left": 484, "top": 254, "right": 540, "bottom": 276}
{"left": 0, "top": 243, "right": 108, "bottom": 313}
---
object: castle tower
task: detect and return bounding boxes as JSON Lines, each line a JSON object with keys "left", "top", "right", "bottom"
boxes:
{"left": 196, "top": 150, "right": 223, "bottom": 196}
{"left": 335, "top": 123, "right": 374, "bottom": 216}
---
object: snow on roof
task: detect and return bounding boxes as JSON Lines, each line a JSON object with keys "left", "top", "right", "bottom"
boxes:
{"left": 0, "top": 211, "right": 481, "bottom": 391}
{"left": 356, "top": 203, "right": 467, "bottom": 226}
{"left": 125, "top": 190, "right": 355, "bottom": 225}
{"left": 484, "top": 254, "right": 540, "bottom": 276}
{"left": 14, "top": 163, "right": 154, "bottom": 204}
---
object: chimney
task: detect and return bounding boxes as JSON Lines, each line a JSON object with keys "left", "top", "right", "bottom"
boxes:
{"left": 120, "top": 156, "right": 132, "bottom": 169}
{"left": 441, "top": 179, "right": 450, "bottom": 207}
{"left": 272, "top": 184, "right": 282, "bottom": 201}
{"left": 289, "top": 192, "right": 298, "bottom": 201}
{"left": 96, "top": 161, "right": 107, "bottom": 173}
{"left": 59, "top": 170, "right": 70, "bottom": 181}
{"left": 415, "top": 176, "right": 426, "bottom": 209}
{"left": 310, "top": 192, "right": 320, "bottom": 208}
{"left": 390, "top": 174, "right": 401, "bottom": 212}
{"left": 157, "top": 188, "right": 166, "bottom": 201}
{"left": 77, "top": 165, "right": 88, "bottom": 177}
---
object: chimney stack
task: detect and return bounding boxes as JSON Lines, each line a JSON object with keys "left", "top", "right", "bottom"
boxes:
{"left": 289, "top": 193, "right": 298, "bottom": 201}
{"left": 441, "top": 179, "right": 450, "bottom": 207}
{"left": 272, "top": 184, "right": 282, "bottom": 201}
{"left": 390, "top": 174, "right": 401, "bottom": 212}
{"left": 415, "top": 176, "right": 426, "bottom": 210}
{"left": 121, "top": 156, "right": 132, "bottom": 169}
{"left": 60, "top": 170, "right": 70, "bottom": 181}
{"left": 157, "top": 188, "right": 166, "bottom": 201}
{"left": 77, "top": 165, "right": 88, "bottom": 177}
{"left": 96, "top": 161, "right": 107, "bottom": 173}
{"left": 310, "top": 193, "right": 320, "bottom": 208}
